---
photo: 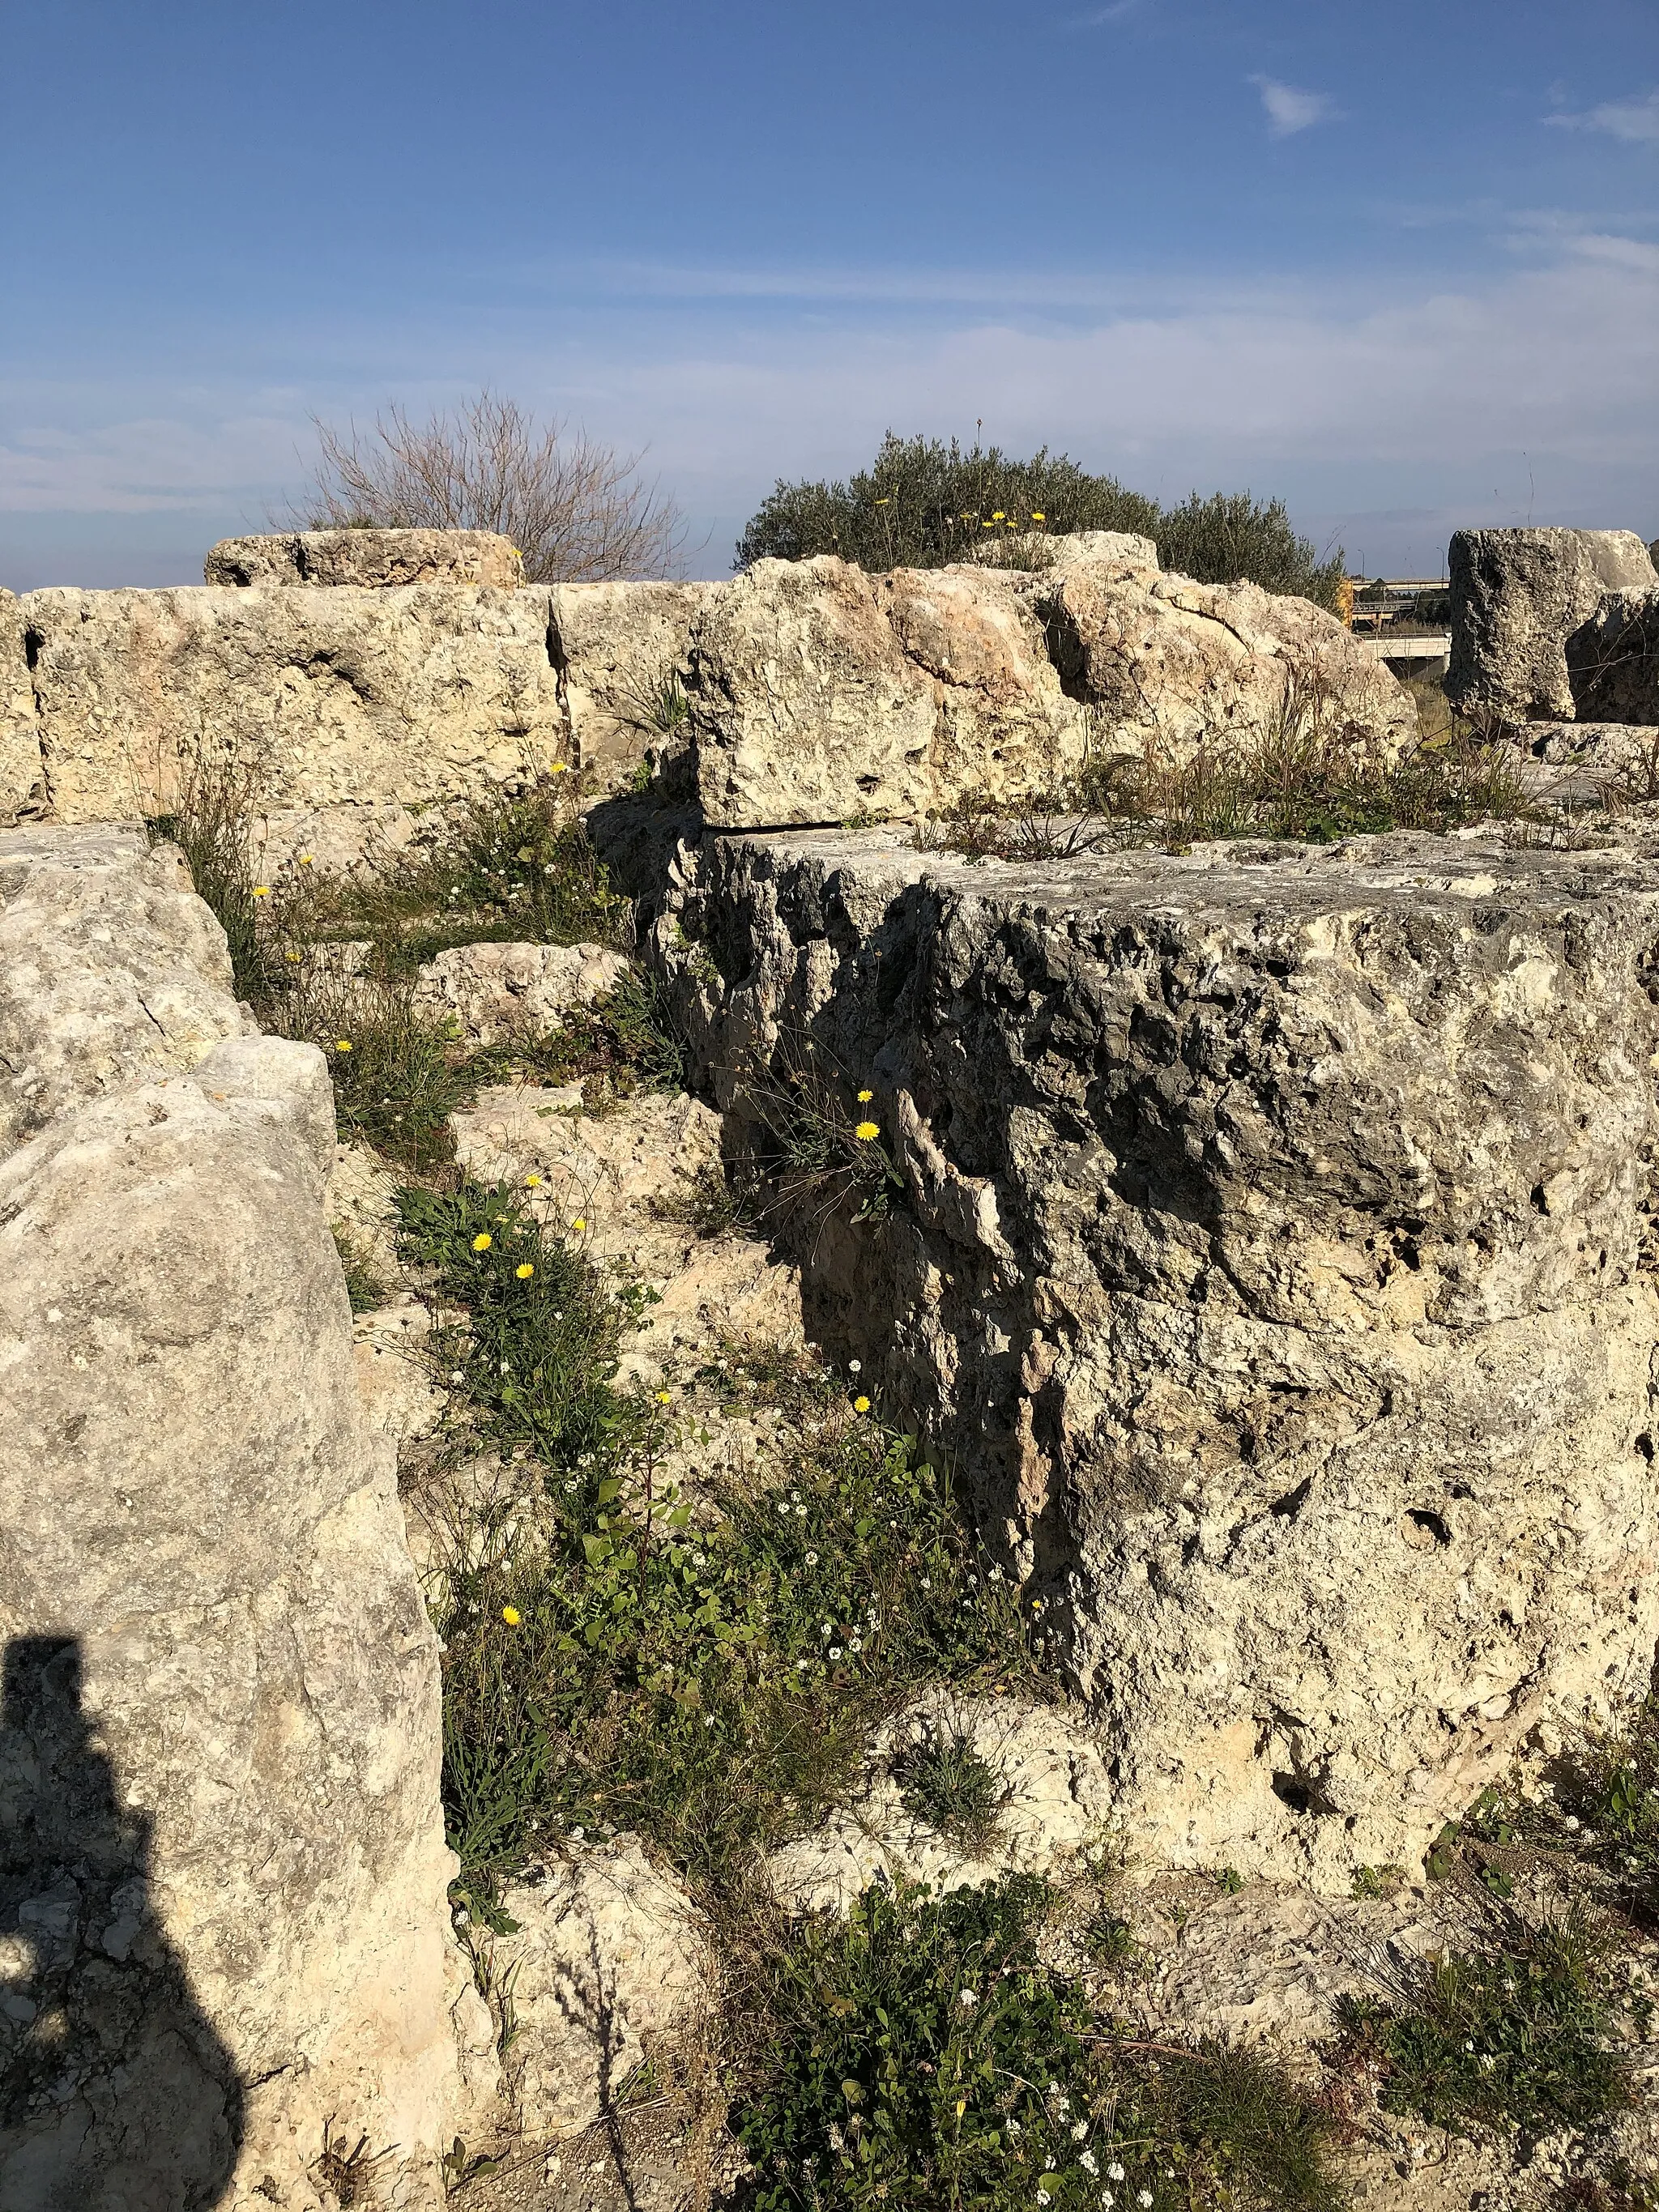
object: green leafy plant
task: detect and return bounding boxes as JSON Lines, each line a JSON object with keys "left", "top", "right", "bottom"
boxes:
{"left": 731, "top": 1874, "right": 1346, "bottom": 2212}
{"left": 736, "top": 1044, "right": 905, "bottom": 1234}
{"left": 265, "top": 965, "right": 479, "bottom": 1168}
{"left": 145, "top": 734, "right": 266, "bottom": 999}
{"left": 1339, "top": 1909, "right": 1631, "bottom": 2134}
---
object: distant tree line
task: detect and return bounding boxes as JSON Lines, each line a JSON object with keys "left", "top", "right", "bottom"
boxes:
{"left": 736, "top": 433, "right": 1346, "bottom": 609}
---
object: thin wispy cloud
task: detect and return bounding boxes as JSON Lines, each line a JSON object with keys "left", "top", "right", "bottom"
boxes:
{"left": 1250, "top": 75, "right": 1340, "bottom": 139}
{"left": 1067, "top": 1, "right": 1145, "bottom": 25}
{"left": 1546, "top": 89, "right": 1659, "bottom": 145}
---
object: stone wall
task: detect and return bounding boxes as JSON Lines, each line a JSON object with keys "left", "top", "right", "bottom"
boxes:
{"left": 1448, "top": 526, "right": 1657, "bottom": 722}
{"left": 642, "top": 820, "right": 1659, "bottom": 1890}
{"left": 0, "top": 531, "right": 1414, "bottom": 833}
{"left": 0, "top": 829, "right": 477, "bottom": 2209}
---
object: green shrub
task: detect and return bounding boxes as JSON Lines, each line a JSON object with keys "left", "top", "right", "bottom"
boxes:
{"left": 264, "top": 967, "right": 479, "bottom": 1169}
{"left": 736, "top": 433, "right": 1158, "bottom": 573}
{"left": 1339, "top": 1910, "right": 1631, "bottom": 2134}
{"left": 735, "top": 432, "right": 1347, "bottom": 609}
{"left": 511, "top": 968, "right": 689, "bottom": 1102}
{"left": 1154, "top": 490, "right": 1346, "bottom": 611}
{"left": 733, "top": 1874, "right": 1346, "bottom": 2212}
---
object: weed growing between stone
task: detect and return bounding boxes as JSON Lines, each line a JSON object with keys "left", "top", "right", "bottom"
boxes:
{"left": 518, "top": 965, "right": 689, "bottom": 1101}
{"left": 730, "top": 1873, "right": 1347, "bottom": 2212}
{"left": 1338, "top": 1907, "right": 1634, "bottom": 2135}
{"left": 895, "top": 1727, "right": 1004, "bottom": 1854}
{"left": 144, "top": 735, "right": 266, "bottom": 998}
{"left": 402, "top": 1185, "right": 1031, "bottom": 1897}
{"left": 331, "top": 1226, "right": 391, "bottom": 1315}
{"left": 735, "top": 1040, "right": 906, "bottom": 1234}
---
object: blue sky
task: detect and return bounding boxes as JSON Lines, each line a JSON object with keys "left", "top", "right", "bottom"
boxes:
{"left": 2, "top": 0, "right": 1656, "bottom": 587}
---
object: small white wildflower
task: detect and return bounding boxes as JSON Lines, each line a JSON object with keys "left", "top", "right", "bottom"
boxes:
{"left": 693, "top": 1552, "right": 707, "bottom": 1567}
{"left": 1072, "top": 2120, "right": 1089, "bottom": 2142}
{"left": 920, "top": 1577, "right": 932, "bottom": 1590}
{"left": 1007, "top": 2120, "right": 1021, "bottom": 2137}
{"left": 563, "top": 1480, "right": 578, "bottom": 1494}
{"left": 805, "top": 1550, "right": 819, "bottom": 1566}
{"left": 1037, "top": 2193, "right": 1051, "bottom": 2208}
{"left": 1080, "top": 2151, "right": 1098, "bottom": 2176}
{"left": 1107, "top": 2164, "right": 1125, "bottom": 2183}
{"left": 850, "top": 1637, "right": 863, "bottom": 1653}
{"left": 958, "top": 1988, "right": 977, "bottom": 2008}
{"left": 1137, "top": 2195, "right": 1154, "bottom": 2210}
{"left": 1102, "top": 2197, "right": 1115, "bottom": 2210}
{"left": 821, "top": 1622, "right": 833, "bottom": 1637}
{"left": 795, "top": 1659, "right": 809, "bottom": 1671}
{"left": 703, "top": 1714, "right": 716, "bottom": 1728}
{"left": 830, "top": 1647, "right": 842, "bottom": 1660}
{"left": 848, "top": 1359, "right": 862, "bottom": 1373}
{"left": 795, "top": 1504, "right": 808, "bottom": 1517}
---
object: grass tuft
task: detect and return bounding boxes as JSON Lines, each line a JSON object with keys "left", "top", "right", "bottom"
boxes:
{"left": 895, "top": 1725, "right": 1004, "bottom": 1852}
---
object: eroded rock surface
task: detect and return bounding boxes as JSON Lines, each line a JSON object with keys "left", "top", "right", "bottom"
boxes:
{"left": 21, "top": 583, "right": 564, "bottom": 820}
{"left": 650, "top": 822, "right": 1659, "bottom": 1889}
{"left": 484, "top": 1844, "right": 712, "bottom": 2137}
{"left": 548, "top": 581, "right": 723, "bottom": 794}
{"left": 0, "top": 828, "right": 480, "bottom": 2209}
{"left": 206, "top": 528, "right": 522, "bottom": 590}
{"left": 1566, "top": 586, "right": 1659, "bottom": 725}
{"left": 0, "top": 590, "right": 43, "bottom": 820}
{"left": 1448, "top": 526, "right": 1657, "bottom": 720}
{"left": 413, "top": 940, "right": 632, "bottom": 1046}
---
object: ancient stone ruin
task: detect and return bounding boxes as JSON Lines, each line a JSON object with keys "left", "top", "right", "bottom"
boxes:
{"left": 4, "top": 522, "right": 1659, "bottom": 2207}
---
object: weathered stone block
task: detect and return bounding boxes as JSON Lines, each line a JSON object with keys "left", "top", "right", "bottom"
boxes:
{"left": 548, "top": 579, "right": 724, "bottom": 794}
{"left": 650, "top": 824, "right": 1659, "bottom": 1889}
{"left": 1566, "top": 586, "right": 1659, "bottom": 724}
{"left": 0, "top": 828, "right": 473, "bottom": 2207}
{"left": 1448, "top": 526, "right": 1656, "bottom": 720}
{"left": 20, "top": 584, "right": 564, "bottom": 820}
{"left": 205, "top": 528, "right": 522, "bottom": 590}
{"left": 0, "top": 589, "right": 43, "bottom": 824}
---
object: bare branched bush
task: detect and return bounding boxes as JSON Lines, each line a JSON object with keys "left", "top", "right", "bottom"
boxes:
{"left": 300, "top": 389, "right": 685, "bottom": 582}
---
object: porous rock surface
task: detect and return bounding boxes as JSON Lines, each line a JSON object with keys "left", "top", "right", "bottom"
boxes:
{"left": 483, "top": 1843, "right": 712, "bottom": 2137}
{"left": 413, "top": 939, "right": 632, "bottom": 1046}
{"left": 0, "top": 825, "right": 483, "bottom": 2209}
{"left": 206, "top": 528, "right": 522, "bottom": 590}
{"left": 1448, "top": 525, "right": 1656, "bottom": 720}
{"left": 19, "top": 583, "right": 564, "bottom": 820}
{"left": 1565, "top": 586, "right": 1659, "bottom": 725}
{"left": 0, "top": 589, "right": 43, "bottom": 819}
{"left": 548, "top": 581, "right": 724, "bottom": 793}
{"left": 687, "top": 552, "right": 1413, "bottom": 829}
{"left": 649, "top": 820, "right": 1659, "bottom": 1889}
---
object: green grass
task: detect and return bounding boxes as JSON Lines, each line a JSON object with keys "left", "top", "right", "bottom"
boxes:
{"left": 896, "top": 1727, "right": 1004, "bottom": 1853}
{"left": 1338, "top": 1910, "right": 1632, "bottom": 2135}
{"left": 331, "top": 1225, "right": 391, "bottom": 1315}
{"left": 518, "top": 967, "right": 689, "bottom": 1102}
{"left": 731, "top": 1873, "right": 1348, "bottom": 2212}
{"left": 145, "top": 737, "right": 266, "bottom": 999}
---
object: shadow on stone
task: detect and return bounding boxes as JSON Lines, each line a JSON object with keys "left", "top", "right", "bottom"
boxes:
{"left": 0, "top": 1637, "right": 245, "bottom": 2210}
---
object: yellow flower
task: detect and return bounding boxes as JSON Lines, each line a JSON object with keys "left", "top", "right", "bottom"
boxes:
{"left": 874, "top": 497, "right": 890, "bottom": 505}
{"left": 516, "top": 1262, "right": 535, "bottom": 1279}
{"left": 655, "top": 1389, "right": 672, "bottom": 1404}
{"left": 501, "top": 1605, "right": 521, "bottom": 1626}
{"left": 853, "top": 1395, "right": 871, "bottom": 1414}
{"left": 472, "top": 1232, "right": 493, "bottom": 1252}
{"left": 335, "top": 1038, "right": 352, "bottom": 1053}
{"left": 571, "top": 1217, "right": 586, "bottom": 1232}
{"left": 297, "top": 852, "right": 313, "bottom": 865}
{"left": 550, "top": 761, "right": 570, "bottom": 774}
{"left": 992, "top": 511, "right": 1005, "bottom": 522}
{"left": 525, "top": 1172, "right": 542, "bottom": 1187}
{"left": 855, "top": 1120, "right": 880, "bottom": 1141}
{"left": 857, "top": 1089, "right": 873, "bottom": 1102}
{"left": 285, "top": 949, "right": 301, "bottom": 963}
{"left": 252, "top": 885, "right": 270, "bottom": 897}
{"left": 1030, "top": 512, "right": 1045, "bottom": 523}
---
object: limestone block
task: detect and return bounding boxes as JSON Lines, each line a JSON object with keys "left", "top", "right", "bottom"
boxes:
{"left": 205, "top": 528, "right": 522, "bottom": 590}
{"left": 21, "top": 584, "right": 564, "bottom": 822}
{"left": 0, "top": 589, "right": 43, "bottom": 822}
{"left": 0, "top": 826, "right": 246, "bottom": 1150}
{"left": 1448, "top": 526, "right": 1656, "bottom": 720}
{"left": 548, "top": 580, "right": 725, "bottom": 793}
{"left": 412, "top": 938, "right": 631, "bottom": 1046}
{"left": 488, "top": 1844, "right": 711, "bottom": 2135}
{"left": 1038, "top": 568, "right": 1417, "bottom": 761}
{"left": 0, "top": 831, "right": 473, "bottom": 2206}
{"left": 1565, "top": 586, "right": 1659, "bottom": 724}
{"left": 653, "top": 825, "right": 1659, "bottom": 1890}
{"left": 1502, "top": 718, "right": 1659, "bottom": 802}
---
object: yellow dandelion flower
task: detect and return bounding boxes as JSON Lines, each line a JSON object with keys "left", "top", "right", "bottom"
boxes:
{"left": 571, "top": 1217, "right": 586, "bottom": 1232}
{"left": 335, "top": 1038, "right": 352, "bottom": 1053}
{"left": 285, "top": 949, "right": 301, "bottom": 963}
{"left": 501, "top": 1605, "right": 521, "bottom": 1626}
{"left": 516, "top": 1262, "right": 535, "bottom": 1280}
{"left": 525, "top": 1171, "right": 542, "bottom": 1186}
{"left": 992, "top": 510, "right": 1005, "bottom": 521}
{"left": 655, "top": 1389, "right": 672, "bottom": 1404}
{"left": 857, "top": 1089, "right": 873, "bottom": 1102}
{"left": 472, "top": 1232, "right": 493, "bottom": 1252}
{"left": 252, "top": 884, "right": 270, "bottom": 897}
{"left": 855, "top": 1120, "right": 880, "bottom": 1141}
{"left": 1030, "top": 512, "right": 1045, "bottom": 523}
{"left": 853, "top": 1395, "right": 871, "bottom": 1414}
{"left": 550, "top": 761, "right": 570, "bottom": 774}
{"left": 298, "top": 852, "right": 313, "bottom": 865}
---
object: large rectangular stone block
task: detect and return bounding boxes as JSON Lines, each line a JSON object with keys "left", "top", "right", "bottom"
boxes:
{"left": 647, "top": 820, "right": 1659, "bottom": 1888}
{"left": 20, "top": 584, "right": 564, "bottom": 820}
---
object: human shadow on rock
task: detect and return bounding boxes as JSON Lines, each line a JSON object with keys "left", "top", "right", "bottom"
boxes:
{"left": 0, "top": 1636, "right": 245, "bottom": 2210}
